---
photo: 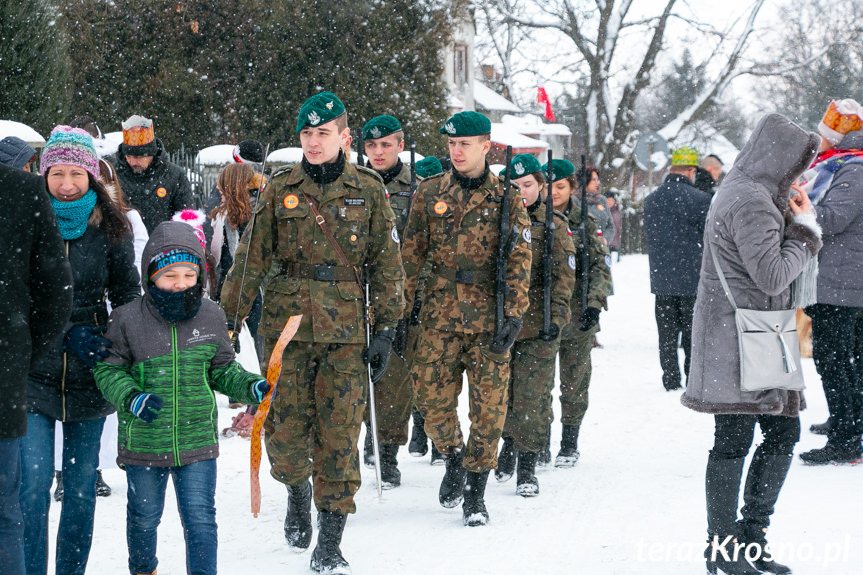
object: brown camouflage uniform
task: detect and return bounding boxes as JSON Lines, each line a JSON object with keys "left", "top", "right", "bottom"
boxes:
{"left": 503, "top": 202, "right": 576, "bottom": 452}
{"left": 558, "top": 197, "right": 612, "bottom": 429}
{"left": 402, "top": 168, "right": 532, "bottom": 472}
{"left": 220, "top": 155, "right": 405, "bottom": 514}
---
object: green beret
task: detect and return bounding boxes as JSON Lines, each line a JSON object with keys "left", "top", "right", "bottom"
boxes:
{"left": 295, "top": 91, "right": 346, "bottom": 133}
{"left": 505, "top": 153, "right": 542, "bottom": 180}
{"left": 415, "top": 156, "right": 443, "bottom": 178}
{"left": 363, "top": 115, "right": 402, "bottom": 141}
{"left": 541, "top": 159, "right": 575, "bottom": 182}
{"left": 439, "top": 111, "right": 491, "bottom": 137}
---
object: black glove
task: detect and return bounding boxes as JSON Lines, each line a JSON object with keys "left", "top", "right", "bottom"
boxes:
{"left": 539, "top": 322, "right": 560, "bottom": 342}
{"left": 129, "top": 392, "right": 163, "bottom": 423}
{"left": 64, "top": 325, "right": 111, "bottom": 367}
{"left": 393, "top": 319, "right": 409, "bottom": 359}
{"left": 227, "top": 324, "right": 241, "bottom": 353}
{"left": 365, "top": 328, "right": 395, "bottom": 384}
{"left": 490, "top": 318, "right": 522, "bottom": 354}
{"left": 579, "top": 307, "right": 601, "bottom": 331}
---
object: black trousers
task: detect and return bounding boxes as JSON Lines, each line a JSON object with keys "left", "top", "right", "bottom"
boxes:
{"left": 808, "top": 303, "right": 863, "bottom": 448}
{"left": 654, "top": 295, "right": 696, "bottom": 389}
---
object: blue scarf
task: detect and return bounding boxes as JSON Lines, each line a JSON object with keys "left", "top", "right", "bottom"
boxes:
{"left": 51, "top": 190, "right": 97, "bottom": 240}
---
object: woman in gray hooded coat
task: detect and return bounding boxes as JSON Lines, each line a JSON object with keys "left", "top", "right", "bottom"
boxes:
{"left": 682, "top": 114, "right": 822, "bottom": 575}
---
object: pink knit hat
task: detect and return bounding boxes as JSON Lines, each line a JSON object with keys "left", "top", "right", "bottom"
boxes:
{"left": 39, "top": 125, "right": 100, "bottom": 179}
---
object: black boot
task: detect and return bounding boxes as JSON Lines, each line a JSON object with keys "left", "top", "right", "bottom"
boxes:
{"left": 516, "top": 451, "right": 539, "bottom": 497}
{"left": 362, "top": 426, "right": 375, "bottom": 469}
{"left": 462, "top": 470, "right": 490, "bottom": 526}
{"left": 310, "top": 510, "right": 350, "bottom": 574}
{"left": 554, "top": 425, "right": 580, "bottom": 468}
{"left": 95, "top": 469, "right": 111, "bottom": 497}
{"left": 704, "top": 535, "right": 760, "bottom": 575}
{"left": 408, "top": 409, "right": 428, "bottom": 457}
{"left": 284, "top": 481, "right": 313, "bottom": 551}
{"left": 53, "top": 470, "right": 63, "bottom": 502}
{"left": 438, "top": 449, "right": 467, "bottom": 508}
{"left": 738, "top": 451, "right": 794, "bottom": 573}
{"left": 494, "top": 437, "right": 516, "bottom": 483}
{"left": 380, "top": 444, "right": 401, "bottom": 490}
{"left": 799, "top": 441, "right": 862, "bottom": 464}
{"left": 809, "top": 417, "right": 832, "bottom": 435}
{"left": 706, "top": 454, "right": 747, "bottom": 541}
{"left": 430, "top": 442, "right": 445, "bottom": 466}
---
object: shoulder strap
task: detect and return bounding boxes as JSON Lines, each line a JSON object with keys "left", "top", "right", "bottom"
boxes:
{"left": 300, "top": 191, "right": 364, "bottom": 292}
{"left": 708, "top": 240, "right": 738, "bottom": 310}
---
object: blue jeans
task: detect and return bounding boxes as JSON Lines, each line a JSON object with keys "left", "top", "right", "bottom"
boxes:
{"left": 0, "top": 438, "right": 25, "bottom": 575}
{"left": 125, "top": 459, "right": 218, "bottom": 575}
{"left": 19, "top": 412, "right": 105, "bottom": 575}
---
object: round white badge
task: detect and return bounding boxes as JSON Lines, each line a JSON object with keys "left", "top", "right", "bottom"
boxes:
{"left": 568, "top": 254, "right": 577, "bottom": 270}
{"left": 522, "top": 228, "right": 531, "bottom": 243}
{"left": 391, "top": 227, "right": 400, "bottom": 244}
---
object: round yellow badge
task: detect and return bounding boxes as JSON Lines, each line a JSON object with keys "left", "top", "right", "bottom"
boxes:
{"left": 156, "top": 187, "right": 167, "bottom": 198}
{"left": 434, "top": 201, "right": 448, "bottom": 215}
{"left": 283, "top": 194, "right": 299, "bottom": 209}
{"left": 350, "top": 234, "right": 357, "bottom": 242}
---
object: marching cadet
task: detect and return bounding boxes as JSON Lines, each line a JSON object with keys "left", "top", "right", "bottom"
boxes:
{"left": 401, "top": 111, "right": 532, "bottom": 527}
{"left": 545, "top": 159, "right": 612, "bottom": 467}
{"left": 220, "top": 91, "right": 405, "bottom": 574}
{"left": 494, "top": 154, "right": 576, "bottom": 496}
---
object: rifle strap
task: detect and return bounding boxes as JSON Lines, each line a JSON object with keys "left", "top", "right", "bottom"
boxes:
{"left": 300, "top": 191, "right": 365, "bottom": 297}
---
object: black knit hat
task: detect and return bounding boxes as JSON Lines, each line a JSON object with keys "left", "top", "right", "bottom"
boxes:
{"left": 233, "top": 140, "right": 264, "bottom": 164}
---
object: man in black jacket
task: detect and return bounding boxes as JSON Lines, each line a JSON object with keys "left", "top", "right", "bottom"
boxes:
{"left": 644, "top": 146, "right": 711, "bottom": 391}
{"left": 0, "top": 164, "right": 72, "bottom": 575}
{"left": 112, "top": 115, "right": 193, "bottom": 233}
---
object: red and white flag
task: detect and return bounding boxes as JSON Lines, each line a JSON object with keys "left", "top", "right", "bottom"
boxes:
{"left": 537, "top": 76, "right": 555, "bottom": 122}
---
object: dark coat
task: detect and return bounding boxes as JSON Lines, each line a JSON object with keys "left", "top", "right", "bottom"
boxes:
{"left": 682, "top": 114, "right": 822, "bottom": 416}
{"left": 27, "top": 213, "right": 141, "bottom": 422}
{"left": 643, "top": 172, "right": 712, "bottom": 296}
{"left": 113, "top": 138, "right": 194, "bottom": 234}
{"left": 813, "top": 131, "right": 863, "bottom": 307}
{"left": 0, "top": 166, "right": 73, "bottom": 438}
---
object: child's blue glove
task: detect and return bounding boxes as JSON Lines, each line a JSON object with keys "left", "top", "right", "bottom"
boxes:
{"left": 64, "top": 325, "right": 111, "bottom": 367}
{"left": 252, "top": 380, "right": 271, "bottom": 403}
{"left": 129, "top": 392, "right": 163, "bottom": 423}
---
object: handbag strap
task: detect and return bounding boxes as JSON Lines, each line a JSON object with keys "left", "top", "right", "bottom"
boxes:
{"left": 708, "top": 241, "right": 739, "bottom": 311}
{"left": 300, "top": 191, "right": 365, "bottom": 295}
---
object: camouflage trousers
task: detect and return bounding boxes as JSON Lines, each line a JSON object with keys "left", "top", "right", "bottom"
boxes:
{"left": 558, "top": 324, "right": 599, "bottom": 428}
{"left": 410, "top": 328, "right": 510, "bottom": 472}
{"left": 503, "top": 337, "right": 560, "bottom": 453}
{"left": 263, "top": 340, "right": 366, "bottom": 515}
{"left": 363, "top": 327, "right": 419, "bottom": 445}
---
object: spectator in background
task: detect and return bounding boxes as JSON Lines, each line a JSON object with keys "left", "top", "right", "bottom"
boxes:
{"left": 0, "top": 136, "right": 38, "bottom": 172}
{"left": 0, "top": 163, "right": 72, "bottom": 575}
{"left": 644, "top": 146, "right": 711, "bottom": 391}
{"left": 202, "top": 140, "right": 265, "bottom": 246}
{"left": 574, "top": 165, "right": 615, "bottom": 245}
{"left": 110, "top": 115, "right": 193, "bottom": 233}
{"left": 603, "top": 189, "right": 622, "bottom": 260}
{"left": 694, "top": 154, "right": 724, "bottom": 196}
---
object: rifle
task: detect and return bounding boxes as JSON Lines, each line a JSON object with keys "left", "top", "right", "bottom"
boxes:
{"left": 579, "top": 154, "right": 589, "bottom": 313}
{"left": 357, "top": 130, "right": 365, "bottom": 168}
{"left": 541, "top": 149, "right": 555, "bottom": 336}
{"left": 495, "top": 146, "right": 517, "bottom": 340}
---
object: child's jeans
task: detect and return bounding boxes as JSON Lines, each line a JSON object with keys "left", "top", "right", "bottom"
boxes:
{"left": 125, "top": 459, "right": 217, "bottom": 575}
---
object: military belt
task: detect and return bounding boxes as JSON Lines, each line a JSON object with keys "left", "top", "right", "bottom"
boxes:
{"left": 280, "top": 261, "right": 357, "bottom": 282}
{"left": 433, "top": 264, "right": 493, "bottom": 285}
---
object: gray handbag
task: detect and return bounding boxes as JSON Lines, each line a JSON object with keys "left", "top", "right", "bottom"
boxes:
{"left": 710, "top": 245, "right": 805, "bottom": 392}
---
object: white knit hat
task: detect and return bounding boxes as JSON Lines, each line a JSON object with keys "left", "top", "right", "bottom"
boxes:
{"left": 818, "top": 99, "right": 863, "bottom": 146}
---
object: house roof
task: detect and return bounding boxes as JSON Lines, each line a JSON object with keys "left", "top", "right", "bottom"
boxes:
{"left": 500, "top": 114, "right": 572, "bottom": 137}
{"left": 474, "top": 83, "right": 522, "bottom": 113}
{"left": 490, "top": 123, "right": 548, "bottom": 152}
{"left": 0, "top": 120, "right": 45, "bottom": 148}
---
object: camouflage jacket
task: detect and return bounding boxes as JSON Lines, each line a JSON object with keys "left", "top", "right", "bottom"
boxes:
{"left": 402, "top": 169, "right": 532, "bottom": 333}
{"left": 518, "top": 200, "right": 577, "bottom": 340}
{"left": 383, "top": 162, "right": 415, "bottom": 237}
{"left": 220, "top": 157, "right": 405, "bottom": 344}
{"left": 561, "top": 196, "right": 612, "bottom": 339}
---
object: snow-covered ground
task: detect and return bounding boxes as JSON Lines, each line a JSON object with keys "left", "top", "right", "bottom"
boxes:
{"left": 52, "top": 255, "right": 861, "bottom": 574}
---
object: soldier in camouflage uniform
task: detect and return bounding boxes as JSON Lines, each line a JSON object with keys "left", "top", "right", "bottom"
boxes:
{"left": 546, "top": 159, "right": 612, "bottom": 468}
{"left": 494, "top": 155, "right": 576, "bottom": 497}
{"left": 357, "top": 114, "right": 423, "bottom": 487}
{"left": 401, "top": 111, "right": 532, "bottom": 527}
{"left": 220, "top": 92, "right": 404, "bottom": 574}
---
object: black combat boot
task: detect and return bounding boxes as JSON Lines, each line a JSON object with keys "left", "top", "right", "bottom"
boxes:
{"left": 799, "top": 441, "right": 862, "bottom": 464}
{"left": 95, "top": 469, "right": 111, "bottom": 497}
{"left": 408, "top": 409, "right": 429, "bottom": 457}
{"left": 362, "top": 426, "right": 375, "bottom": 469}
{"left": 53, "top": 471, "right": 63, "bottom": 502}
{"left": 554, "top": 425, "right": 580, "bottom": 468}
{"left": 310, "top": 510, "right": 350, "bottom": 574}
{"left": 738, "top": 451, "right": 794, "bottom": 573}
{"left": 462, "top": 470, "right": 490, "bottom": 526}
{"left": 808, "top": 417, "right": 831, "bottom": 435}
{"left": 516, "top": 451, "right": 539, "bottom": 497}
{"left": 284, "top": 481, "right": 313, "bottom": 551}
{"left": 430, "top": 442, "right": 445, "bottom": 466}
{"left": 438, "top": 449, "right": 467, "bottom": 508}
{"left": 379, "top": 444, "right": 401, "bottom": 490}
{"left": 494, "top": 436, "right": 516, "bottom": 483}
